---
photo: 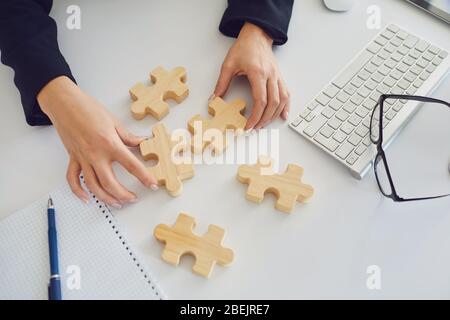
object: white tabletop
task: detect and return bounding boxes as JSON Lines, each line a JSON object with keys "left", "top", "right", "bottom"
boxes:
{"left": 1, "top": 0, "right": 449, "bottom": 299}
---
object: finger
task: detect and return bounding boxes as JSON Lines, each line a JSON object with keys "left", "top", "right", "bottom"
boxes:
{"left": 66, "top": 157, "right": 89, "bottom": 203}
{"left": 81, "top": 162, "right": 122, "bottom": 208}
{"left": 115, "top": 146, "right": 158, "bottom": 190}
{"left": 273, "top": 79, "right": 289, "bottom": 121}
{"left": 256, "top": 77, "right": 279, "bottom": 128}
{"left": 95, "top": 161, "right": 137, "bottom": 203}
{"left": 213, "top": 63, "right": 235, "bottom": 98}
{"left": 245, "top": 73, "right": 268, "bottom": 130}
{"left": 281, "top": 90, "right": 291, "bottom": 120}
{"left": 116, "top": 122, "right": 144, "bottom": 147}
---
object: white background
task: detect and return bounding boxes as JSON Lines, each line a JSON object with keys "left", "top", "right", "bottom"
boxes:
{"left": 0, "top": 0, "right": 449, "bottom": 299}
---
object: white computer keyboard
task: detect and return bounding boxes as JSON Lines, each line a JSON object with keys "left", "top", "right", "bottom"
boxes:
{"left": 289, "top": 24, "right": 449, "bottom": 179}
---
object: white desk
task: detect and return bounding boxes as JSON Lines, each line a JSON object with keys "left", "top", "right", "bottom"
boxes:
{"left": 1, "top": 0, "right": 449, "bottom": 299}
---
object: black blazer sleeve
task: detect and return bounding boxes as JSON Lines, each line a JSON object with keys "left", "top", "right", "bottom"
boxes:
{"left": 219, "top": 0, "right": 294, "bottom": 45}
{"left": 0, "top": 0, "right": 75, "bottom": 126}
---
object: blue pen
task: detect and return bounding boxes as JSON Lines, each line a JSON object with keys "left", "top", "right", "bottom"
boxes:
{"left": 47, "top": 197, "right": 62, "bottom": 300}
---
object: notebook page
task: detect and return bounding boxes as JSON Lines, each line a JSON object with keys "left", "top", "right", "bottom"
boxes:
{"left": 0, "top": 184, "right": 164, "bottom": 300}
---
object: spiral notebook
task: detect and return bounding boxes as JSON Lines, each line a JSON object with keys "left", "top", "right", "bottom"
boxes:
{"left": 0, "top": 183, "right": 165, "bottom": 300}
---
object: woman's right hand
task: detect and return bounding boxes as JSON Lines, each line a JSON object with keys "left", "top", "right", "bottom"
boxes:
{"left": 37, "top": 76, "right": 158, "bottom": 208}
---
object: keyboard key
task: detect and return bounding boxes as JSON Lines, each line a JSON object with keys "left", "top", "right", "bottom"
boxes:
{"left": 355, "top": 144, "right": 367, "bottom": 156}
{"left": 307, "top": 101, "right": 319, "bottom": 110}
{"left": 364, "top": 79, "right": 377, "bottom": 91}
{"left": 389, "top": 69, "right": 403, "bottom": 80}
{"left": 397, "top": 45, "right": 409, "bottom": 56}
{"left": 393, "top": 102, "right": 403, "bottom": 112}
{"left": 321, "top": 107, "right": 335, "bottom": 119}
{"left": 303, "top": 115, "right": 328, "bottom": 137}
{"left": 355, "top": 125, "right": 369, "bottom": 137}
{"left": 336, "top": 91, "right": 350, "bottom": 103}
{"left": 396, "top": 62, "right": 409, "bottom": 73}
{"left": 305, "top": 113, "right": 316, "bottom": 122}
{"left": 397, "top": 79, "right": 410, "bottom": 90}
{"left": 371, "top": 72, "right": 384, "bottom": 83}
{"left": 351, "top": 76, "right": 365, "bottom": 88}
{"left": 403, "top": 55, "right": 415, "bottom": 66}
{"left": 423, "top": 51, "right": 435, "bottom": 61}
{"left": 376, "top": 83, "right": 389, "bottom": 94}
{"left": 374, "top": 35, "right": 388, "bottom": 46}
{"left": 403, "top": 35, "right": 418, "bottom": 48}
{"left": 438, "top": 50, "right": 448, "bottom": 59}
{"left": 385, "top": 58, "right": 397, "bottom": 69}
{"left": 335, "top": 109, "right": 350, "bottom": 121}
{"left": 415, "top": 40, "right": 429, "bottom": 52}
{"left": 416, "top": 58, "right": 428, "bottom": 69}
{"left": 340, "top": 122, "right": 354, "bottom": 135}
{"left": 363, "top": 99, "right": 376, "bottom": 110}
{"left": 350, "top": 94, "right": 364, "bottom": 106}
{"left": 344, "top": 83, "right": 357, "bottom": 95}
{"left": 396, "top": 29, "right": 409, "bottom": 40}
{"left": 428, "top": 45, "right": 440, "bottom": 55}
{"left": 348, "top": 114, "right": 362, "bottom": 127}
{"left": 391, "top": 51, "right": 403, "bottom": 62}
{"left": 319, "top": 125, "right": 334, "bottom": 138}
{"left": 426, "top": 64, "right": 436, "bottom": 73}
{"left": 316, "top": 93, "right": 331, "bottom": 106}
{"left": 329, "top": 99, "right": 343, "bottom": 111}
{"left": 408, "top": 49, "right": 421, "bottom": 59}
{"left": 378, "top": 65, "right": 391, "bottom": 76}
{"left": 346, "top": 153, "right": 358, "bottom": 165}
{"left": 381, "top": 29, "right": 395, "bottom": 40}
{"left": 323, "top": 84, "right": 339, "bottom": 98}
{"left": 383, "top": 76, "right": 396, "bottom": 87}
{"left": 406, "top": 86, "right": 417, "bottom": 95}
{"left": 371, "top": 55, "right": 384, "bottom": 67}
{"left": 390, "top": 86, "right": 403, "bottom": 95}
{"left": 299, "top": 109, "right": 311, "bottom": 119}
{"left": 333, "top": 131, "right": 346, "bottom": 143}
{"left": 410, "top": 65, "right": 423, "bottom": 75}
{"left": 387, "top": 24, "right": 400, "bottom": 33}
{"left": 357, "top": 69, "right": 370, "bottom": 81}
{"left": 378, "top": 50, "right": 390, "bottom": 61}
{"left": 333, "top": 50, "right": 373, "bottom": 89}
{"left": 363, "top": 63, "right": 377, "bottom": 74}
{"left": 419, "top": 71, "right": 430, "bottom": 81}
{"left": 384, "top": 43, "right": 396, "bottom": 54}
{"left": 367, "top": 42, "right": 381, "bottom": 54}
{"left": 343, "top": 101, "right": 357, "bottom": 113}
{"left": 432, "top": 56, "right": 443, "bottom": 66}
{"left": 314, "top": 134, "right": 339, "bottom": 152}
{"left": 404, "top": 71, "right": 416, "bottom": 83}
{"left": 385, "top": 110, "right": 396, "bottom": 120}
{"left": 335, "top": 142, "right": 354, "bottom": 160}
{"left": 355, "top": 106, "right": 369, "bottom": 118}
{"left": 413, "top": 79, "right": 424, "bottom": 88}
{"left": 328, "top": 117, "right": 342, "bottom": 130}
{"left": 362, "top": 136, "right": 372, "bottom": 146}
{"left": 291, "top": 117, "right": 303, "bottom": 127}
{"left": 390, "top": 36, "right": 402, "bottom": 47}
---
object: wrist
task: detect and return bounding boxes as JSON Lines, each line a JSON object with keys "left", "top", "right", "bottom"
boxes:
{"left": 37, "top": 76, "right": 80, "bottom": 117}
{"left": 239, "top": 22, "right": 273, "bottom": 46}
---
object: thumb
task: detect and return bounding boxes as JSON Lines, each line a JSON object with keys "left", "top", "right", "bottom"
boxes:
{"left": 116, "top": 122, "right": 144, "bottom": 147}
{"left": 213, "top": 64, "right": 234, "bottom": 98}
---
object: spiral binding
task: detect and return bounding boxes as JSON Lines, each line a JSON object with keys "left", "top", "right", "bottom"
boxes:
{"left": 80, "top": 176, "right": 164, "bottom": 300}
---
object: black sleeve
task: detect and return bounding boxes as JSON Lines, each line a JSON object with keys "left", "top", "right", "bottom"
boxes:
{"left": 219, "top": 0, "right": 294, "bottom": 45}
{"left": 0, "top": 0, "right": 75, "bottom": 126}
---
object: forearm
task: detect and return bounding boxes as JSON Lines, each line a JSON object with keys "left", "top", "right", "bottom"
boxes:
{"left": 0, "top": 0, "right": 75, "bottom": 126}
{"left": 219, "top": 0, "right": 294, "bottom": 45}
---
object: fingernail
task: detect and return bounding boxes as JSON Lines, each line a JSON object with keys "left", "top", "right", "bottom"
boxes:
{"left": 150, "top": 184, "right": 159, "bottom": 191}
{"left": 129, "top": 196, "right": 138, "bottom": 203}
{"left": 110, "top": 202, "right": 122, "bottom": 209}
{"left": 245, "top": 128, "right": 254, "bottom": 135}
{"left": 81, "top": 196, "right": 89, "bottom": 204}
{"left": 208, "top": 94, "right": 216, "bottom": 101}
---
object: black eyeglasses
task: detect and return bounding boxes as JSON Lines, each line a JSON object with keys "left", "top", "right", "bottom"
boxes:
{"left": 369, "top": 94, "right": 450, "bottom": 202}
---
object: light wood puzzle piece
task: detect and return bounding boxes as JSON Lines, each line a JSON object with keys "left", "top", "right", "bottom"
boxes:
{"left": 188, "top": 97, "right": 246, "bottom": 154}
{"left": 237, "top": 156, "right": 314, "bottom": 213}
{"left": 140, "top": 123, "right": 194, "bottom": 196}
{"left": 154, "top": 213, "right": 234, "bottom": 278}
{"left": 130, "top": 66, "right": 189, "bottom": 120}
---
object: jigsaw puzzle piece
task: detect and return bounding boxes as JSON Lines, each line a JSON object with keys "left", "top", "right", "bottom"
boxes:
{"left": 130, "top": 66, "right": 188, "bottom": 120}
{"left": 188, "top": 97, "right": 247, "bottom": 154}
{"left": 153, "top": 213, "right": 234, "bottom": 278}
{"left": 140, "top": 123, "right": 194, "bottom": 197}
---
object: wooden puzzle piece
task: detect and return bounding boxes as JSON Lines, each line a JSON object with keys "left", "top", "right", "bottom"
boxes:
{"left": 130, "top": 66, "right": 189, "bottom": 120}
{"left": 188, "top": 97, "right": 246, "bottom": 154}
{"left": 154, "top": 213, "right": 234, "bottom": 278}
{"left": 140, "top": 123, "right": 194, "bottom": 196}
{"left": 237, "top": 156, "right": 314, "bottom": 213}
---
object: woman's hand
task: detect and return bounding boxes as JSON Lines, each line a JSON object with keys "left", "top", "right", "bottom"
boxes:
{"left": 213, "top": 22, "right": 290, "bottom": 130}
{"left": 38, "top": 76, "right": 158, "bottom": 208}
